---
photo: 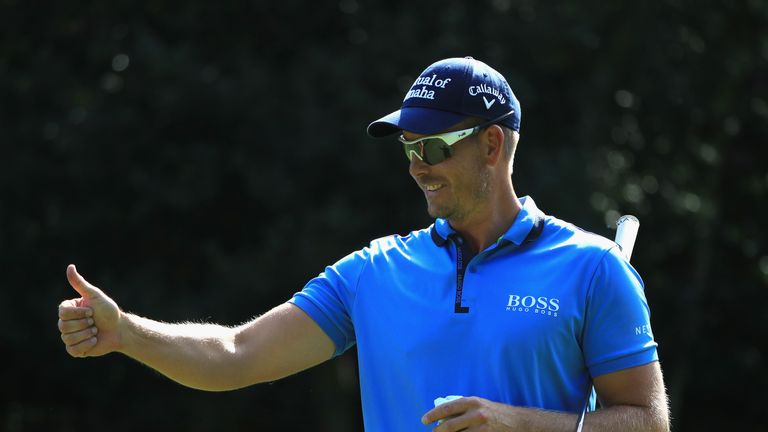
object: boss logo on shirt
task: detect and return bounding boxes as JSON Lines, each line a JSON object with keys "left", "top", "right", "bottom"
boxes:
{"left": 505, "top": 294, "right": 560, "bottom": 317}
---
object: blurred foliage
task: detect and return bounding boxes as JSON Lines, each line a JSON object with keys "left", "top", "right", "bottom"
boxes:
{"left": 1, "top": 0, "right": 767, "bottom": 430}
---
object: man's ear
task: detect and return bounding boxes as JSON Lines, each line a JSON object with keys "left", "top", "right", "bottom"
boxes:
{"left": 482, "top": 124, "right": 505, "bottom": 166}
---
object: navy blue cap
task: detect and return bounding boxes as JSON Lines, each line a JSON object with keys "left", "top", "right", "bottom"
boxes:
{"left": 367, "top": 57, "right": 521, "bottom": 137}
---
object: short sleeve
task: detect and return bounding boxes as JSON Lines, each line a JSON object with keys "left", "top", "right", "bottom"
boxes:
{"left": 583, "top": 247, "right": 659, "bottom": 377}
{"left": 289, "top": 248, "right": 369, "bottom": 357}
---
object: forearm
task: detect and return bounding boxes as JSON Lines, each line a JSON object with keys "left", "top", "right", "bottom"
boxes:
{"left": 515, "top": 404, "right": 669, "bottom": 432}
{"left": 118, "top": 313, "right": 245, "bottom": 391}
{"left": 115, "top": 304, "right": 336, "bottom": 392}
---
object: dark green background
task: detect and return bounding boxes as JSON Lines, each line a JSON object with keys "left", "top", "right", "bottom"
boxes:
{"left": 2, "top": 1, "right": 766, "bottom": 430}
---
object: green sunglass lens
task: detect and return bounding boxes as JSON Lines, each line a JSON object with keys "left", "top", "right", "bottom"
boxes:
{"left": 422, "top": 139, "right": 451, "bottom": 165}
{"left": 403, "top": 142, "right": 421, "bottom": 161}
{"left": 402, "top": 138, "right": 453, "bottom": 165}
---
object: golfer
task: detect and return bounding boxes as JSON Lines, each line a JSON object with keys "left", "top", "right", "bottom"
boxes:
{"left": 58, "top": 57, "right": 670, "bottom": 431}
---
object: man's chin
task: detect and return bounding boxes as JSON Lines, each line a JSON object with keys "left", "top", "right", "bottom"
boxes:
{"left": 426, "top": 203, "right": 451, "bottom": 220}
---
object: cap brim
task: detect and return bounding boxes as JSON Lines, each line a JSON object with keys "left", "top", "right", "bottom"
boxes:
{"left": 367, "top": 107, "right": 467, "bottom": 138}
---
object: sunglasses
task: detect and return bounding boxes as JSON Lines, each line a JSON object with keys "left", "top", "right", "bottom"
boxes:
{"left": 398, "top": 110, "right": 515, "bottom": 166}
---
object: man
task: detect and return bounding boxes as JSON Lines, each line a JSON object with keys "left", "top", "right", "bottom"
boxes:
{"left": 58, "top": 57, "right": 669, "bottom": 431}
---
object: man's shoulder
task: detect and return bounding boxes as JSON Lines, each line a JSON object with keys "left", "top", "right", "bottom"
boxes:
{"left": 366, "top": 225, "right": 435, "bottom": 255}
{"left": 541, "top": 215, "right": 618, "bottom": 255}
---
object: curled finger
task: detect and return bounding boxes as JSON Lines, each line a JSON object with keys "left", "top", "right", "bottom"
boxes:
{"left": 61, "top": 325, "right": 98, "bottom": 346}
{"left": 58, "top": 305, "right": 93, "bottom": 320}
{"left": 58, "top": 317, "right": 94, "bottom": 334}
{"left": 65, "top": 335, "right": 98, "bottom": 358}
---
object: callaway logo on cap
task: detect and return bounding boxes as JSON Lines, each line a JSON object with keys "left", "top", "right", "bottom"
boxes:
{"left": 367, "top": 56, "right": 521, "bottom": 137}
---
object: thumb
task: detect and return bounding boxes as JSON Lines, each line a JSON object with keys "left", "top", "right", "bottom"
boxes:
{"left": 66, "top": 264, "right": 102, "bottom": 299}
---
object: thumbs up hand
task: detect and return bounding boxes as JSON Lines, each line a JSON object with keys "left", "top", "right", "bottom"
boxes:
{"left": 58, "top": 265, "right": 122, "bottom": 357}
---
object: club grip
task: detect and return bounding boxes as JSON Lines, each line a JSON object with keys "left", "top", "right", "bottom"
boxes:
{"left": 615, "top": 215, "right": 639, "bottom": 261}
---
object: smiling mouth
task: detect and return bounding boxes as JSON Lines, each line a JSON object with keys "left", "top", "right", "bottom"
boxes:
{"left": 424, "top": 184, "right": 445, "bottom": 192}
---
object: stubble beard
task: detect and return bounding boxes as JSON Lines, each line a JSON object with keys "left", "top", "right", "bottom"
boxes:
{"left": 426, "top": 162, "right": 492, "bottom": 223}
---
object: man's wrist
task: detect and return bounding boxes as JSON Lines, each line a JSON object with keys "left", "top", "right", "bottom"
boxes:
{"left": 498, "top": 403, "right": 578, "bottom": 432}
{"left": 117, "top": 312, "right": 141, "bottom": 355}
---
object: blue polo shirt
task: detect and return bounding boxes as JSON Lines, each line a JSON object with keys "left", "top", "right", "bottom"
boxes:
{"left": 289, "top": 197, "right": 658, "bottom": 431}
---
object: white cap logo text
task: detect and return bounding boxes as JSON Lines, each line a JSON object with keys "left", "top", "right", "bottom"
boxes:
{"left": 405, "top": 74, "right": 452, "bottom": 101}
{"left": 468, "top": 84, "right": 506, "bottom": 105}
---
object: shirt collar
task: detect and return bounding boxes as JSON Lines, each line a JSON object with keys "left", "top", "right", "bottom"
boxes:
{"left": 430, "top": 196, "right": 544, "bottom": 247}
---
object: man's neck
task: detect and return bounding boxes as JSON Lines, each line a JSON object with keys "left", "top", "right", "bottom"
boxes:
{"left": 449, "top": 188, "right": 523, "bottom": 254}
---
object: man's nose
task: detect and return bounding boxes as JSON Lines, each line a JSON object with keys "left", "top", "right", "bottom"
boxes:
{"left": 409, "top": 154, "right": 430, "bottom": 178}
